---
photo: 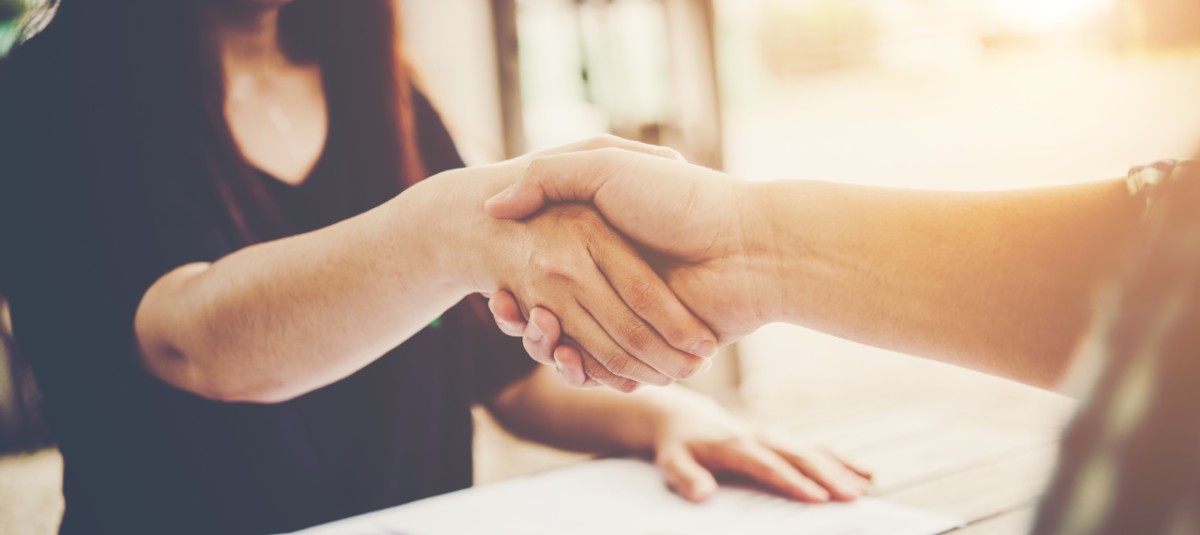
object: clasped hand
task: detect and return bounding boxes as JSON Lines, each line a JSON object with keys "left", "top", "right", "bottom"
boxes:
{"left": 448, "top": 136, "right": 726, "bottom": 392}
{"left": 480, "top": 142, "right": 778, "bottom": 389}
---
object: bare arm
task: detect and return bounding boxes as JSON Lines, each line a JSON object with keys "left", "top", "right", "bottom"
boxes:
{"left": 485, "top": 149, "right": 1143, "bottom": 389}
{"left": 135, "top": 139, "right": 718, "bottom": 403}
{"left": 135, "top": 175, "right": 467, "bottom": 403}
{"left": 754, "top": 178, "right": 1140, "bottom": 387}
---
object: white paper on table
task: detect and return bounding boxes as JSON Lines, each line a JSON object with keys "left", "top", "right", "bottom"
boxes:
{"left": 290, "top": 458, "right": 965, "bottom": 535}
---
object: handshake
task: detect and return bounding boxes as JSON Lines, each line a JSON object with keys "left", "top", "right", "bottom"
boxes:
{"left": 474, "top": 136, "right": 774, "bottom": 392}
{"left": 464, "top": 134, "right": 1140, "bottom": 392}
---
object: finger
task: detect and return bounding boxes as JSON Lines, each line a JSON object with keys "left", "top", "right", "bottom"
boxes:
{"left": 828, "top": 450, "right": 875, "bottom": 481}
{"left": 572, "top": 343, "right": 642, "bottom": 393}
{"left": 486, "top": 291, "right": 527, "bottom": 337}
{"left": 704, "top": 442, "right": 831, "bottom": 503}
{"left": 538, "top": 133, "right": 686, "bottom": 162}
{"left": 567, "top": 291, "right": 680, "bottom": 387}
{"left": 656, "top": 446, "right": 719, "bottom": 503}
{"left": 760, "top": 432, "right": 874, "bottom": 487}
{"left": 485, "top": 147, "right": 638, "bottom": 220}
{"left": 574, "top": 259, "right": 707, "bottom": 383}
{"left": 589, "top": 228, "right": 718, "bottom": 363}
{"left": 768, "top": 446, "right": 868, "bottom": 502}
{"left": 521, "top": 307, "right": 561, "bottom": 367}
{"left": 551, "top": 343, "right": 588, "bottom": 388}
{"left": 551, "top": 336, "right": 636, "bottom": 391}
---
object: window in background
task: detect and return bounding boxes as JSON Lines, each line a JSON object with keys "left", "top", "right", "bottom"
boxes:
{"left": 715, "top": 0, "right": 1200, "bottom": 419}
{"left": 514, "top": 0, "right": 723, "bottom": 168}
{"left": 715, "top": 0, "right": 1200, "bottom": 189}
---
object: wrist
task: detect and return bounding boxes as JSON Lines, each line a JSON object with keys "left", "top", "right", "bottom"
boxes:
{"left": 738, "top": 181, "right": 793, "bottom": 326}
{"left": 741, "top": 180, "right": 827, "bottom": 326}
{"left": 383, "top": 170, "right": 495, "bottom": 297}
{"left": 412, "top": 167, "right": 520, "bottom": 295}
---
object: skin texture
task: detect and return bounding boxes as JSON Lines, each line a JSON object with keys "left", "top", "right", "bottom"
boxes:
{"left": 135, "top": 139, "right": 714, "bottom": 401}
{"left": 484, "top": 148, "right": 1143, "bottom": 391}
{"left": 488, "top": 366, "right": 872, "bottom": 504}
{"left": 128, "top": 1, "right": 870, "bottom": 505}
{"left": 136, "top": 4, "right": 717, "bottom": 402}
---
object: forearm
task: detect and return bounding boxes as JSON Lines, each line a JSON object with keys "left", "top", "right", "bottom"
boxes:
{"left": 753, "top": 178, "right": 1141, "bottom": 387}
{"left": 136, "top": 174, "right": 484, "bottom": 403}
{"left": 488, "top": 366, "right": 714, "bottom": 454}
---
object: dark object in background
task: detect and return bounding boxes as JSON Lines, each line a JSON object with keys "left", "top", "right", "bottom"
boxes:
{"left": 1, "top": 0, "right": 52, "bottom": 454}
{"left": 0, "top": 298, "right": 53, "bottom": 453}
{"left": 0, "top": 0, "right": 24, "bottom": 23}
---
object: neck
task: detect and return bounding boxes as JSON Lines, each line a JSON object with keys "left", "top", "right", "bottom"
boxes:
{"left": 206, "top": 3, "right": 290, "bottom": 72}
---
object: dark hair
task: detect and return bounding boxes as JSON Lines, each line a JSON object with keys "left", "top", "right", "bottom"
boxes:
{"left": 10, "top": 0, "right": 426, "bottom": 243}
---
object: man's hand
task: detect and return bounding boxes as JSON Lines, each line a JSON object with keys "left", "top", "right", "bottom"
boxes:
{"left": 484, "top": 148, "right": 781, "bottom": 388}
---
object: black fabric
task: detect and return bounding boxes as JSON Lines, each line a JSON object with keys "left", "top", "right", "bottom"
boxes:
{"left": 0, "top": 32, "right": 536, "bottom": 535}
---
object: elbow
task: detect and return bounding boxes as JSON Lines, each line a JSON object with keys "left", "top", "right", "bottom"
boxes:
{"left": 134, "top": 263, "right": 303, "bottom": 404}
{"left": 135, "top": 300, "right": 299, "bottom": 405}
{"left": 138, "top": 343, "right": 301, "bottom": 404}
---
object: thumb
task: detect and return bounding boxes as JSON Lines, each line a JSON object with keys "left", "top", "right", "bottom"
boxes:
{"left": 484, "top": 149, "right": 623, "bottom": 220}
{"left": 657, "top": 446, "right": 719, "bottom": 503}
{"left": 482, "top": 179, "right": 550, "bottom": 220}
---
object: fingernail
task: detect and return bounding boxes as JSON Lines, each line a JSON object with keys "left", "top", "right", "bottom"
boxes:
{"left": 484, "top": 188, "right": 513, "bottom": 208}
{"left": 809, "top": 487, "right": 830, "bottom": 502}
{"left": 699, "top": 360, "right": 713, "bottom": 373}
{"left": 526, "top": 321, "right": 544, "bottom": 342}
{"left": 692, "top": 340, "right": 718, "bottom": 359}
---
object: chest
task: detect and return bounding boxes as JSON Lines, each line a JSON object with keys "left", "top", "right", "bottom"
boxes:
{"left": 225, "top": 65, "right": 328, "bottom": 186}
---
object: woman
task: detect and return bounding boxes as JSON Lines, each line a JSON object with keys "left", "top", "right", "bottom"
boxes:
{"left": 0, "top": 1, "right": 870, "bottom": 533}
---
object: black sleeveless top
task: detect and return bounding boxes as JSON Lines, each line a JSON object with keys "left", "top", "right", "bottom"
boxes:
{"left": 0, "top": 40, "right": 535, "bottom": 535}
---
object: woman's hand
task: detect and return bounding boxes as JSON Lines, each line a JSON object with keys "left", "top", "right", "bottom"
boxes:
{"left": 429, "top": 136, "right": 720, "bottom": 391}
{"left": 489, "top": 367, "right": 873, "bottom": 505}
{"left": 649, "top": 394, "right": 873, "bottom": 503}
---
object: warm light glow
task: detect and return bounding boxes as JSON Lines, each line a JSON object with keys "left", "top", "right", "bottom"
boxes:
{"left": 986, "top": 0, "right": 1116, "bottom": 32}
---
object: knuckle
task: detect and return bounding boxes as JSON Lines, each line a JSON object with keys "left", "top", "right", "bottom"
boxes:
{"left": 524, "top": 156, "right": 548, "bottom": 176}
{"left": 625, "top": 279, "right": 662, "bottom": 315}
{"left": 530, "top": 253, "right": 577, "bottom": 285}
{"left": 589, "top": 133, "right": 622, "bottom": 148}
{"left": 573, "top": 210, "right": 609, "bottom": 236}
{"left": 595, "top": 146, "right": 626, "bottom": 159}
{"left": 582, "top": 355, "right": 616, "bottom": 381}
{"left": 662, "top": 323, "right": 698, "bottom": 351}
{"left": 601, "top": 354, "right": 639, "bottom": 379}
{"left": 621, "top": 319, "right": 657, "bottom": 355}
{"left": 611, "top": 378, "right": 640, "bottom": 393}
{"left": 660, "top": 147, "right": 685, "bottom": 160}
{"left": 673, "top": 355, "right": 706, "bottom": 379}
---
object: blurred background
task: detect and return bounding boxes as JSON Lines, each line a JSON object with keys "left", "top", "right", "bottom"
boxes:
{"left": 399, "top": 0, "right": 1200, "bottom": 486}
{"left": 2, "top": 0, "right": 1199, "bottom": 532}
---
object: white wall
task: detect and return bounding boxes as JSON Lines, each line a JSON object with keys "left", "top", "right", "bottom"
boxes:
{"left": 398, "top": 0, "right": 507, "bottom": 164}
